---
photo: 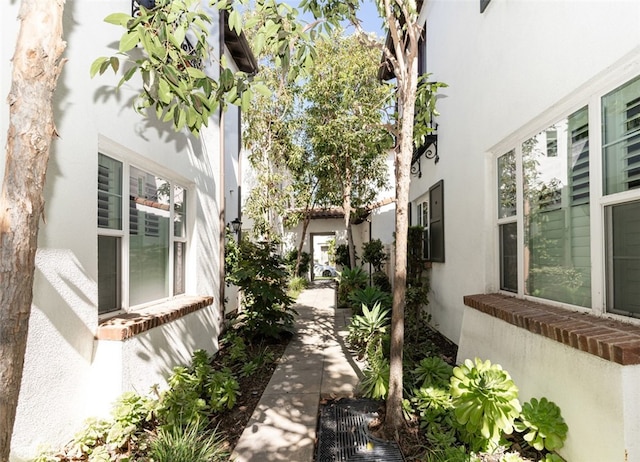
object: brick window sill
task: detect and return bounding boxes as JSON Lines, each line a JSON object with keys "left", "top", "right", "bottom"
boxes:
{"left": 464, "top": 294, "right": 640, "bottom": 366}
{"left": 97, "top": 295, "right": 214, "bottom": 341}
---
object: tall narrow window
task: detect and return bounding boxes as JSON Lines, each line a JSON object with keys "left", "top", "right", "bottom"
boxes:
{"left": 429, "top": 180, "right": 445, "bottom": 263}
{"left": 523, "top": 108, "right": 591, "bottom": 307}
{"left": 173, "top": 185, "right": 187, "bottom": 296}
{"left": 97, "top": 154, "right": 123, "bottom": 313}
{"left": 129, "top": 167, "right": 170, "bottom": 306}
{"left": 498, "top": 151, "right": 517, "bottom": 292}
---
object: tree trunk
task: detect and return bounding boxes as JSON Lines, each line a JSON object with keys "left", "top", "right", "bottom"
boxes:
{"left": 0, "top": 1, "right": 66, "bottom": 460}
{"left": 343, "top": 171, "right": 357, "bottom": 269}
{"left": 294, "top": 211, "right": 311, "bottom": 277}
{"left": 386, "top": 57, "right": 418, "bottom": 433}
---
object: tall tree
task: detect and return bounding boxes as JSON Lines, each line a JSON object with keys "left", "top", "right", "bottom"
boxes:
{"left": 301, "top": 0, "right": 444, "bottom": 432}
{"left": 304, "top": 32, "right": 393, "bottom": 269}
{"left": 0, "top": 1, "right": 66, "bottom": 460}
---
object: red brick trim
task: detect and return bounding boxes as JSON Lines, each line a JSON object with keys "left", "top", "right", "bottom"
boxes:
{"left": 464, "top": 294, "right": 640, "bottom": 365}
{"left": 97, "top": 296, "right": 214, "bottom": 341}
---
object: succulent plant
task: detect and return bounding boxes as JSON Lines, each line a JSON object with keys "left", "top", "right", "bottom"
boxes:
{"left": 514, "top": 397, "right": 568, "bottom": 451}
{"left": 450, "top": 358, "right": 521, "bottom": 447}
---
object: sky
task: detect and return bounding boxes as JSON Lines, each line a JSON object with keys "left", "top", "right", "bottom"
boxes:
{"left": 292, "top": 0, "right": 386, "bottom": 39}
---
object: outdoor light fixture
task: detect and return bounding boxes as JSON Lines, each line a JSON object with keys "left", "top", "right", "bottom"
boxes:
{"left": 230, "top": 217, "right": 242, "bottom": 235}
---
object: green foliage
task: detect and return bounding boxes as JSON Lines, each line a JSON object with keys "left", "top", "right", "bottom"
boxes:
{"left": 450, "top": 358, "right": 522, "bottom": 451}
{"left": 359, "top": 344, "right": 390, "bottom": 400}
{"left": 92, "top": 0, "right": 318, "bottom": 135}
{"left": 337, "top": 266, "right": 368, "bottom": 307}
{"left": 158, "top": 350, "right": 239, "bottom": 429}
{"left": 348, "top": 285, "right": 392, "bottom": 315}
{"left": 514, "top": 397, "right": 568, "bottom": 451}
{"left": 371, "top": 270, "right": 391, "bottom": 292}
{"left": 347, "top": 302, "right": 390, "bottom": 356}
{"left": 362, "top": 238, "right": 388, "bottom": 272}
{"left": 225, "top": 239, "right": 297, "bottom": 340}
{"left": 284, "top": 249, "right": 311, "bottom": 277}
{"left": 288, "top": 276, "right": 309, "bottom": 298}
{"left": 149, "top": 424, "right": 228, "bottom": 462}
{"left": 413, "top": 356, "right": 454, "bottom": 389}
{"left": 334, "top": 243, "right": 351, "bottom": 268}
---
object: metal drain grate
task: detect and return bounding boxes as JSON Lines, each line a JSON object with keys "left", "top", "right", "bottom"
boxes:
{"left": 316, "top": 399, "right": 405, "bottom": 462}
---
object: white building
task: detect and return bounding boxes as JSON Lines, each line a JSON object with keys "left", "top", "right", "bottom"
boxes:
{"left": 407, "top": 0, "right": 640, "bottom": 460}
{"left": 1, "top": 1, "right": 255, "bottom": 460}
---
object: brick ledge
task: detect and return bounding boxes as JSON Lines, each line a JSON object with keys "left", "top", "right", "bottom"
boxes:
{"left": 97, "top": 296, "right": 214, "bottom": 341}
{"left": 464, "top": 294, "right": 640, "bottom": 366}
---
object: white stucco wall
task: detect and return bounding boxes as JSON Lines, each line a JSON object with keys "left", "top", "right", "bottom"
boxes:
{"left": 458, "top": 308, "right": 640, "bottom": 461}
{"left": 416, "top": 0, "right": 640, "bottom": 344}
{"left": 3, "top": 1, "right": 232, "bottom": 459}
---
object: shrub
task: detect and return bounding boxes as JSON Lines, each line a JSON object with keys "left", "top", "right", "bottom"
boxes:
{"left": 413, "top": 356, "right": 454, "bottom": 389}
{"left": 348, "top": 285, "right": 392, "bottom": 315}
{"left": 362, "top": 238, "right": 388, "bottom": 272}
{"left": 283, "top": 249, "right": 311, "bottom": 278}
{"left": 226, "top": 239, "right": 297, "bottom": 340}
{"left": 335, "top": 243, "right": 351, "bottom": 268}
{"left": 149, "top": 424, "right": 228, "bottom": 462}
{"left": 337, "top": 266, "right": 368, "bottom": 307}
{"left": 372, "top": 270, "right": 391, "bottom": 292}
{"left": 288, "top": 276, "right": 309, "bottom": 298}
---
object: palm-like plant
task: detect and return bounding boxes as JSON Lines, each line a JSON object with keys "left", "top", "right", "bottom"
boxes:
{"left": 347, "top": 302, "right": 390, "bottom": 356}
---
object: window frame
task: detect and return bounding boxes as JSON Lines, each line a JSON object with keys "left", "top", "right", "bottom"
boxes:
{"left": 97, "top": 146, "right": 190, "bottom": 316}
{"left": 491, "top": 59, "right": 640, "bottom": 324}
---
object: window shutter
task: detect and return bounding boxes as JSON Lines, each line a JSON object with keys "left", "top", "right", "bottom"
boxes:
{"left": 624, "top": 96, "right": 640, "bottom": 190}
{"left": 429, "top": 180, "right": 445, "bottom": 262}
{"left": 569, "top": 108, "right": 590, "bottom": 205}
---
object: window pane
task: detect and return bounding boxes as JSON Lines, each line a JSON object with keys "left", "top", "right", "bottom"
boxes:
{"left": 97, "top": 154, "right": 122, "bottom": 230}
{"left": 523, "top": 109, "right": 591, "bottom": 307}
{"left": 500, "top": 222, "right": 517, "bottom": 292}
{"left": 603, "top": 75, "right": 640, "bottom": 195}
{"left": 174, "top": 242, "right": 186, "bottom": 295}
{"left": 174, "top": 185, "right": 186, "bottom": 238}
{"left": 98, "top": 236, "right": 121, "bottom": 314}
{"left": 607, "top": 201, "right": 640, "bottom": 316}
{"left": 129, "top": 166, "right": 170, "bottom": 306}
{"left": 498, "top": 150, "right": 516, "bottom": 218}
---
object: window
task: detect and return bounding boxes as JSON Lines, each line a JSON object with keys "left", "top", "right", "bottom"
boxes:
{"left": 97, "top": 154, "right": 188, "bottom": 314}
{"left": 416, "top": 199, "right": 430, "bottom": 259}
{"left": 494, "top": 72, "right": 640, "bottom": 321}
{"left": 429, "top": 180, "right": 445, "bottom": 263}
{"left": 522, "top": 108, "right": 591, "bottom": 308}
{"left": 603, "top": 76, "right": 640, "bottom": 316}
{"left": 497, "top": 151, "right": 517, "bottom": 292}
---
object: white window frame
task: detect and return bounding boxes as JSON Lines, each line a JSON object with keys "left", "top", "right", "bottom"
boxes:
{"left": 97, "top": 138, "right": 191, "bottom": 316}
{"left": 490, "top": 53, "right": 640, "bottom": 324}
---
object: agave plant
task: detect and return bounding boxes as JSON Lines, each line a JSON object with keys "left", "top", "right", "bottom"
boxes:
{"left": 347, "top": 302, "right": 390, "bottom": 356}
{"left": 514, "top": 397, "right": 568, "bottom": 451}
{"left": 348, "top": 285, "right": 392, "bottom": 315}
{"left": 450, "top": 358, "right": 521, "bottom": 450}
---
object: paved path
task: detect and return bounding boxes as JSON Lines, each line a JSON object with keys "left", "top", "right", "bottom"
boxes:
{"left": 231, "top": 282, "right": 363, "bottom": 462}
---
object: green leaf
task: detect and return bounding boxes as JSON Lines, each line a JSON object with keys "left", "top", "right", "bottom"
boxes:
{"left": 109, "top": 57, "right": 120, "bottom": 74}
{"left": 228, "top": 9, "right": 242, "bottom": 35}
{"left": 118, "top": 66, "right": 138, "bottom": 88}
{"left": 173, "top": 25, "right": 187, "bottom": 48}
{"left": 119, "top": 30, "right": 140, "bottom": 53}
{"left": 186, "top": 67, "right": 207, "bottom": 79}
{"left": 90, "top": 57, "right": 108, "bottom": 78}
{"left": 158, "top": 78, "right": 172, "bottom": 104}
{"left": 104, "top": 12, "right": 133, "bottom": 27}
{"left": 252, "top": 82, "right": 271, "bottom": 97}
{"left": 240, "top": 89, "right": 252, "bottom": 112}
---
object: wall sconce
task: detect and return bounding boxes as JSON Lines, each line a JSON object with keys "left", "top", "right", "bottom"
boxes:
{"left": 230, "top": 218, "right": 242, "bottom": 235}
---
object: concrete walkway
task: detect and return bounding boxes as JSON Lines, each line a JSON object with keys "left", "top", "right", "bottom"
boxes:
{"left": 231, "top": 281, "right": 363, "bottom": 462}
